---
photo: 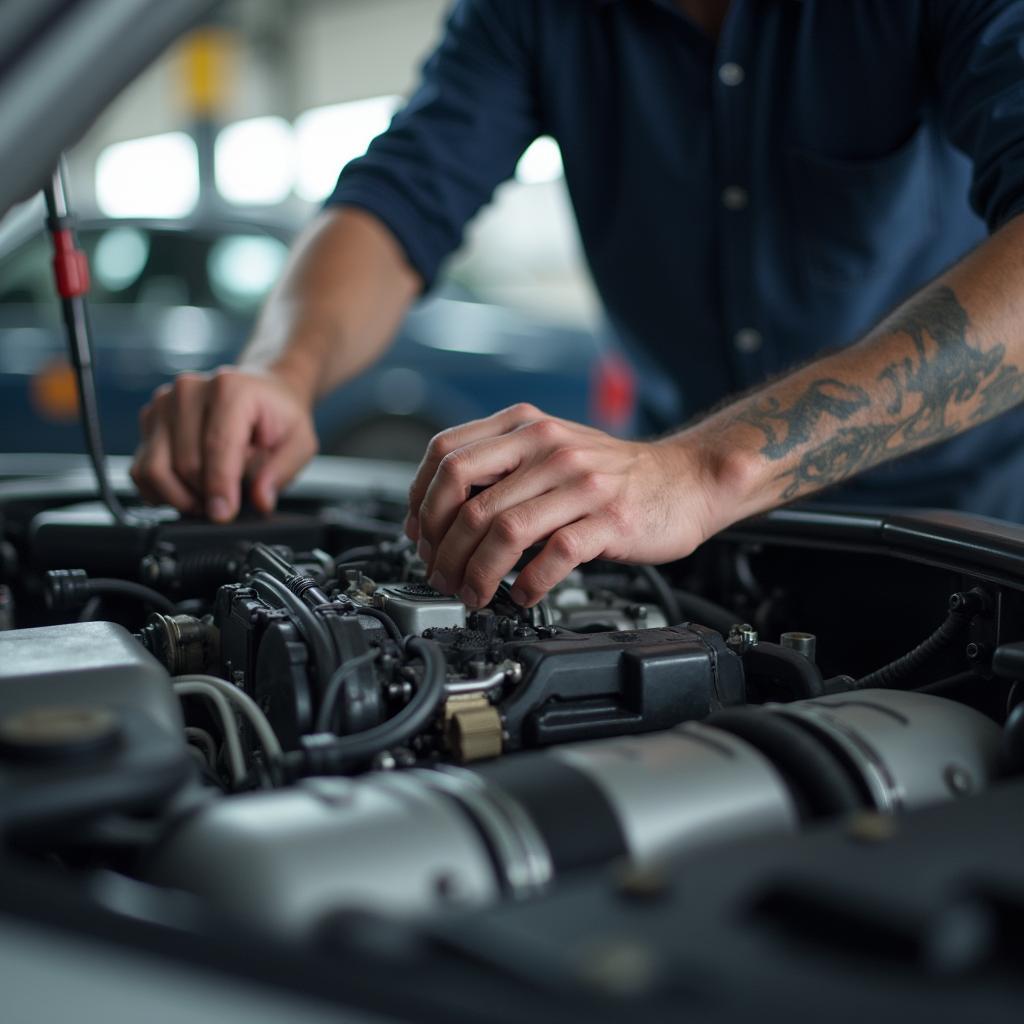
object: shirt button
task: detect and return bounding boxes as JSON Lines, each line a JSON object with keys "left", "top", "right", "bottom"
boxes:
{"left": 734, "top": 328, "right": 763, "bottom": 354}
{"left": 718, "top": 62, "right": 745, "bottom": 86}
{"left": 722, "top": 186, "right": 749, "bottom": 210}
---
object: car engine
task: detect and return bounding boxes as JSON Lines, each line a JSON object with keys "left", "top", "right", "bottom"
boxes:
{"left": 1, "top": 476, "right": 1021, "bottom": 973}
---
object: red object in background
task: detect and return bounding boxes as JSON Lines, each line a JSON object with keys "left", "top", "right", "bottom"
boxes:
{"left": 591, "top": 351, "right": 636, "bottom": 432}
{"left": 50, "top": 228, "right": 90, "bottom": 299}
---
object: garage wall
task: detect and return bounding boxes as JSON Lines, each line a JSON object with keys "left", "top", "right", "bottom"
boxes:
{"left": 58, "top": 0, "right": 599, "bottom": 326}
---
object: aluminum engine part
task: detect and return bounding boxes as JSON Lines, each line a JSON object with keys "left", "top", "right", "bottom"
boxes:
{"left": 143, "top": 690, "right": 1005, "bottom": 932}
{"left": 147, "top": 774, "right": 500, "bottom": 935}
{"left": 548, "top": 583, "right": 668, "bottom": 632}
{"left": 373, "top": 583, "right": 466, "bottom": 635}
{"left": 548, "top": 723, "right": 799, "bottom": 863}
{"left": 0, "top": 621, "right": 182, "bottom": 734}
{"left": 770, "top": 688, "right": 1003, "bottom": 812}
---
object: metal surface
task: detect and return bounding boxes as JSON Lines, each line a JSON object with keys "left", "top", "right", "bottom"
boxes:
{"left": 0, "top": 0, "right": 218, "bottom": 215}
{"left": 373, "top": 583, "right": 466, "bottom": 635}
{"left": 424, "top": 766, "right": 554, "bottom": 898}
{"left": 0, "top": 705, "right": 120, "bottom": 757}
{"left": 147, "top": 774, "right": 500, "bottom": 934}
{"left": 554, "top": 722, "right": 799, "bottom": 863}
{"left": 780, "top": 631, "right": 817, "bottom": 662}
{"left": 772, "top": 689, "right": 1003, "bottom": 812}
{"left": 0, "top": 620, "right": 182, "bottom": 734}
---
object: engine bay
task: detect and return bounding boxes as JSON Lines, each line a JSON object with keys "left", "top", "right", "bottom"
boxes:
{"left": 1, "top": 467, "right": 1024, "bottom": 1021}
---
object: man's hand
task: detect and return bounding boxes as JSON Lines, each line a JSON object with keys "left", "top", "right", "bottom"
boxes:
{"left": 130, "top": 207, "right": 422, "bottom": 523}
{"left": 405, "top": 403, "right": 727, "bottom": 608}
{"left": 131, "top": 366, "right": 318, "bottom": 522}
{"left": 406, "top": 215, "right": 1024, "bottom": 609}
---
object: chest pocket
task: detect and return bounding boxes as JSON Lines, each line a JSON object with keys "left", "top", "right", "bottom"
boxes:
{"left": 786, "top": 123, "right": 937, "bottom": 290}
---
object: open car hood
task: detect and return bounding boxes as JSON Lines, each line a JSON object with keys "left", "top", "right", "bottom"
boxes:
{"left": 0, "top": 0, "right": 217, "bottom": 216}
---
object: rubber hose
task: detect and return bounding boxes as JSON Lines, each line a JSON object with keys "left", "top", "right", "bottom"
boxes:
{"left": 250, "top": 570, "right": 335, "bottom": 692}
{"left": 707, "top": 708, "right": 865, "bottom": 819}
{"left": 292, "top": 636, "right": 446, "bottom": 776}
{"left": 87, "top": 578, "right": 176, "bottom": 614}
{"left": 743, "top": 641, "right": 825, "bottom": 700}
{"left": 855, "top": 608, "right": 972, "bottom": 690}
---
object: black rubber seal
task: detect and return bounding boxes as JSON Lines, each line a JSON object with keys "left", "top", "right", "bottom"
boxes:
{"left": 706, "top": 708, "right": 866, "bottom": 820}
{"left": 473, "top": 753, "right": 627, "bottom": 873}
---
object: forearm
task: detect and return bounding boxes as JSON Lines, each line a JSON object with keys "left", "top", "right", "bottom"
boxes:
{"left": 671, "top": 214, "right": 1024, "bottom": 529}
{"left": 240, "top": 206, "right": 422, "bottom": 405}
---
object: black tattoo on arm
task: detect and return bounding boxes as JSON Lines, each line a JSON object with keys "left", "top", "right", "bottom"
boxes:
{"left": 735, "top": 286, "right": 1024, "bottom": 500}
{"left": 735, "top": 379, "right": 870, "bottom": 459}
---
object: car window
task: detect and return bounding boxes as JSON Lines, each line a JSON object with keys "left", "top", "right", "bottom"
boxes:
{"left": 0, "top": 226, "right": 288, "bottom": 314}
{"left": 0, "top": 233, "right": 55, "bottom": 307}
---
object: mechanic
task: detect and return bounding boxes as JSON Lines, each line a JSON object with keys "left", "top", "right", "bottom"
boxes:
{"left": 132, "top": 0, "right": 1024, "bottom": 610}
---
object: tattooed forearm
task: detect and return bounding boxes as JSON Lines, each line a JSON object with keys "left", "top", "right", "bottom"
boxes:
{"left": 733, "top": 286, "right": 1024, "bottom": 501}
{"left": 735, "top": 380, "right": 869, "bottom": 458}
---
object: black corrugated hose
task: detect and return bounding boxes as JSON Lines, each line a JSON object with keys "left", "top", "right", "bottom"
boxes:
{"left": 853, "top": 589, "right": 985, "bottom": 691}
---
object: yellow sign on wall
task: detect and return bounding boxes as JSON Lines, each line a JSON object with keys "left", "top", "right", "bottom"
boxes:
{"left": 178, "top": 28, "right": 236, "bottom": 118}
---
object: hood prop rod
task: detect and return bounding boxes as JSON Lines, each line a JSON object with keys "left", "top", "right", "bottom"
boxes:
{"left": 43, "top": 158, "right": 132, "bottom": 526}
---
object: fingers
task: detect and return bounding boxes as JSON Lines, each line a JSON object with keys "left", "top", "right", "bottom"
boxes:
{"left": 442, "top": 485, "right": 608, "bottom": 608}
{"left": 511, "top": 517, "right": 613, "bottom": 606}
{"left": 131, "top": 367, "right": 317, "bottom": 522}
{"left": 131, "top": 387, "right": 199, "bottom": 514}
{"left": 405, "top": 403, "right": 542, "bottom": 545}
{"left": 248, "top": 423, "right": 319, "bottom": 515}
{"left": 418, "top": 419, "right": 560, "bottom": 564}
{"left": 202, "top": 375, "right": 258, "bottom": 522}
{"left": 130, "top": 418, "right": 201, "bottom": 513}
{"left": 168, "top": 374, "right": 208, "bottom": 499}
{"left": 426, "top": 448, "right": 582, "bottom": 601}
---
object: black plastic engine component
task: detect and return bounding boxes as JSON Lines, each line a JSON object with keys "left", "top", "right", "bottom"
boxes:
{"left": 29, "top": 504, "right": 329, "bottom": 576}
{"left": 500, "top": 623, "right": 745, "bottom": 748}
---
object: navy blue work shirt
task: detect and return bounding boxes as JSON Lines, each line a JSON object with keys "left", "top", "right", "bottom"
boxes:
{"left": 327, "top": 0, "right": 1024, "bottom": 520}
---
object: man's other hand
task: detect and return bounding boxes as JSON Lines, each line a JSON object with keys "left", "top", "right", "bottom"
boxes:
{"left": 405, "top": 403, "right": 722, "bottom": 608}
{"left": 131, "top": 366, "right": 318, "bottom": 522}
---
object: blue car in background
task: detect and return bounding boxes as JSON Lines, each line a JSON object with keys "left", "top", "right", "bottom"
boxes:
{"left": 0, "top": 213, "right": 636, "bottom": 461}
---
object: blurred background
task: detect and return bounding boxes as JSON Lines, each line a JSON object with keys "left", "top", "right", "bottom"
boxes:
{"left": 0, "top": 0, "right": 635, "bottom": 460}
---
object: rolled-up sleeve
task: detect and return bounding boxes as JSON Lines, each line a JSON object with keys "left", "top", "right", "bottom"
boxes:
{"left": 930, "top": 0, "right": 1024, "bottom": 230}
{"left": 325, "top": 0, "right": 541, "bottom": 288}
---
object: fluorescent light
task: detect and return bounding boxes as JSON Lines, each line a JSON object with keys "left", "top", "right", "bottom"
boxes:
{"left": 95, "top": 132, "right": 200, "bottom": 218}
{"left": 294, "top": 95, "right": 401, "bottom": 202}
{"left": 516, "top": 136, "right": 564, "bottom": 185}
{"left": 207, "top": 234, "right": 289, "bottom": 312}
{"left": 92, "top": 227, "right": 149, "bottom": 291}
{"left": 215, "top": 116, "right": 295, "bottom": 206}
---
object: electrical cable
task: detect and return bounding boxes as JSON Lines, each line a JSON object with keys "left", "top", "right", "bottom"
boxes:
{"left": 854, "top": 592, "right": 980, "bottom": 690}
{"left": 634, "top": 564, "right": 683, "bottom": 624}
{"left": 595, "top": 561, "right": 740, "bottom": 634}
{"left": 174, "top": 674, "right": 284, "bottom": 764}
{"left": 334, "top": 545, "right": 381, "bottom": 567}
{"left": 249, "top": 569, "right": 335, "bottom": 690}
{"left": 184, "top": 726, "right": 218, "bottom": 768}
{"left": 76, "top": 595, "right": 103, "bottom": 622}
{"left": 292, "top": 636, "right": 446, "bottom": 776}
{"left": 173, "top": 681, "right": 246, "bottom": 786}
{"left": 347, "top": 604, "right": 404, "bottom": 643}
{"left": 315, "top": 648, "right": 383, "bottom": 733}
{"left": 85, "top": 578, "right": 176, "bottom": 614}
